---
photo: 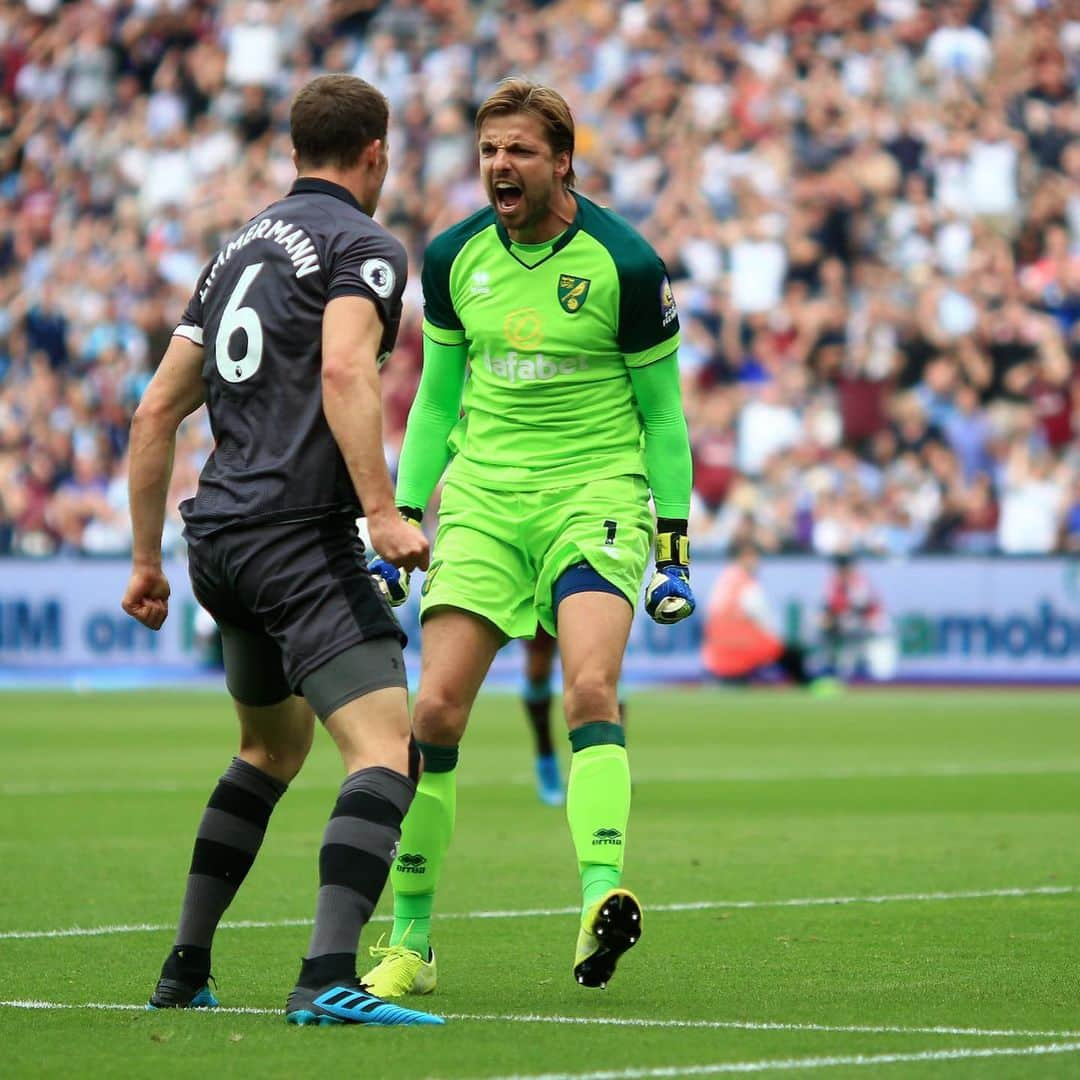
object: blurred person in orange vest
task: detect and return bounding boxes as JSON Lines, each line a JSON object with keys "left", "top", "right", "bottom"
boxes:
{"left": 702, "top": 542, "right": 830, "bottom": 690}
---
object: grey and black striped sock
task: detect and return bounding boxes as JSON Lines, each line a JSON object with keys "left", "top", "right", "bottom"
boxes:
{"left": 173, "top": 757, "right": 287, "bottom": 967}
{"left": 298, "top": 766, "right": 415, "bottom": 989}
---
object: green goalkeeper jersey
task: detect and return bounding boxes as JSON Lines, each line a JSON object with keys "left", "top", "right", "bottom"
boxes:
{"left": 416, "top": 194, "right": 681, "bottom": 494}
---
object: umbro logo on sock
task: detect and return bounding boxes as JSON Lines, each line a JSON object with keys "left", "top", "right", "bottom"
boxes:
{"left": 396, "top": 852, "right": 428, "bottom": 873}
{"left": 592, "top": 828, "right": 623, "bottom": 846}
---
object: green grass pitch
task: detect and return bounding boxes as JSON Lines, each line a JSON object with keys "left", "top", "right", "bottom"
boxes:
{"left": 1, "top": 688, "right": 1078, "bottom": 1078}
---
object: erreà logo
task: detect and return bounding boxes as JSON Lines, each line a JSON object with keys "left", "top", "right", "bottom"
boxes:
{"left": 397, "top": 853, "right": 428, "bottom": 873}
{"left": 420, "top": 560, "right": 442, "bottom": 597}
{"left": 592, "top": 828, "right": 623, "bottom": 846}
{"left": 558, "top": 274, "right": 590, "bottom": 313}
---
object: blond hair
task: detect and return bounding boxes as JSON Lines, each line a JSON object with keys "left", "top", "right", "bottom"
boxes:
{"left": 475, "top": 78, "right": 576, "bottom": 189}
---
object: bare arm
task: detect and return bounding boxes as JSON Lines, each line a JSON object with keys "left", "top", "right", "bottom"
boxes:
{"left": 322, "top": 295, "right": 429, "bottom": 570}
{"left": 122, "top": 334, "right": 205, "bottom": 628}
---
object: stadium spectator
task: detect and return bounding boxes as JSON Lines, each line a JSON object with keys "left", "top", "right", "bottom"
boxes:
{"left": 997, "top": 441, "right": 1069, "bottom": 553}
{"left": 1065, "top": 473, "right": 1080, "bottom": 551}
{"left": 0, "top": 0, "right": 1077, "bottom": 559}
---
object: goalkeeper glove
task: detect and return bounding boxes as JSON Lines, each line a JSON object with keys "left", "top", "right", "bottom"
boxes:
{"left": 369, "top": 506, "right": 423, "bottom": 608}
{"left": 644, "top": 518, "right": 696, "bottom": 624}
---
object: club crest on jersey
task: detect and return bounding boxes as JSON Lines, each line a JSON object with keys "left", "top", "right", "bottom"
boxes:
{"left": 558, "top": 274, "right": 591, "bottom": 313}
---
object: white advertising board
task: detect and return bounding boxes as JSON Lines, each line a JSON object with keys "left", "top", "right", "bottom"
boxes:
{"left": 1, "top": 557, "right": 1078, "bottom": 683}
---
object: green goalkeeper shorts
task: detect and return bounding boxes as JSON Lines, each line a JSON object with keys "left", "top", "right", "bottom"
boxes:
{"left": 419, "top": 474, "right": 654, "bottom": 639}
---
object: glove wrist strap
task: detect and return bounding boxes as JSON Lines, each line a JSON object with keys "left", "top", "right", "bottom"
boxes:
{"left": 655, "top": 520, "right": 689, "bottom": 570}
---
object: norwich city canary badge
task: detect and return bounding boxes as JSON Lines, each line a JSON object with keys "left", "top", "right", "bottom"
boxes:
{"left": 558, "top": 274, "right": 591, "bottom": 313}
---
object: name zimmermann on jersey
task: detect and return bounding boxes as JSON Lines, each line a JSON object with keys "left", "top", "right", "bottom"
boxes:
{"left": 200, "top": 219, "right": 321, "bottom": 303}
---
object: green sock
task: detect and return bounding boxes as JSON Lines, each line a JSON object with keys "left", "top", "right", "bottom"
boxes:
{"left": 581, "top": 863, "right": 622, "bottom": 909}
{"left": 390, "top": 893, "right": 433, "bottom": 957}
{"left": 566, "top": 722, "right": 631, "bottom": 919}
{"left": 388, "top": 743, "right": 458, "bottom": 955}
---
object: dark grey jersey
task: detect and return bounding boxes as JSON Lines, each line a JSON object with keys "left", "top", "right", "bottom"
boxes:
{"left": 177, "top": 178, "right": 407, "bottom": 538}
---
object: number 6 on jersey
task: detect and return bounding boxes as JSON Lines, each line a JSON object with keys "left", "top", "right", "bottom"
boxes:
{"left": 216, "top": 262, "right": 265, "bottom": 383}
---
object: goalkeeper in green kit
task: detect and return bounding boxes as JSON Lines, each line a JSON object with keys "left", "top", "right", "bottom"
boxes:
{"left": 364, "top": 78, "right": 695, "bottom": 994}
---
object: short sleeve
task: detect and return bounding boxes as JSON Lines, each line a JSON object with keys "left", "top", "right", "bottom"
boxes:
{"left": 421, "top": 231, "right": 465, "bottom": 345}
{"left": 327, "top": 229, "right": 408, "bottom": 326}
{"left": 173, "top": 259, "right": 213, "bottom": 346}
{"left": 618, "top": 252, "right": 680, "bottom": 368}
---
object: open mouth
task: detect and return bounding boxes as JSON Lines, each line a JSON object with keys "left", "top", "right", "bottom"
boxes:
{"left": 494, "top": 181, "right": 523, "bottom": 214}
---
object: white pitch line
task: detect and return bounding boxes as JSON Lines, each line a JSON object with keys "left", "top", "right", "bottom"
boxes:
{"left": 1, "top": 884, "right": 1075, "bottom": 942}
{"left": 457, "top": 884, "right": 1080, "bottom": 920}
{"left": 445, "top": 1014, "right": 1080, "bottom": 1041}
{"left": 0, "top": 999, "right": 274, "bottom": 1015}
{"left": 3, "top": 760, "right": 1079, "bottom": 797}
{"left": 481, "top": 1041, "right": 1080, "bottom": 1079}
{"left": 0, "top": 918, "right": 314, "bottom": 940}
{"left": 1, "top": 1000, "right": 1079, "bottom": 1042}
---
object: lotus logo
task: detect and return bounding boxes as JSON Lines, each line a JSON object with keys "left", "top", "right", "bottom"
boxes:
{"left": 396, "top": 852, "right": 428, "bottom": 873}
{"left": 592, "top": 828, "right": 623, "bottom": 846}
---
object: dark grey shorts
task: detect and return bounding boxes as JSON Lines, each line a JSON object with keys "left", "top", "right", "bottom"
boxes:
{"left": 186, "top": 514, "right": 407, "bottom": 716}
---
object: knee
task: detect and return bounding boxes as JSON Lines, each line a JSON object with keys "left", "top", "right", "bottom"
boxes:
{"left": 240, "top": 727, "right": 313, "bottom": 783}
{"left": 563, "top": 671, "right": 618, "bottom": 727}
{"left": 412, "top": 685, "right": 470, "bottom": 745}
{"left": 240, "top": 744, "right": 309, "bottom": 783}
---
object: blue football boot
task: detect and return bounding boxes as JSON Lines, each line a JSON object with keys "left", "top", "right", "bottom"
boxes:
{"left": 535, "top": 752, "right": 565, "bottom": 806}
{"left": 285, "top": 980, "right": 444, "bottom": 1026}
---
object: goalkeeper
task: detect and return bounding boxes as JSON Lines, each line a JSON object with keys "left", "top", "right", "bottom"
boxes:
{"left": 365, "top": 78, "right": 694, "bottom": 996}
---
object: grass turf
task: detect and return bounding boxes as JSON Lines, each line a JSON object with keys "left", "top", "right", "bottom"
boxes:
{"left": 1, "top": 688, "right": 1078, "bottom": 1079}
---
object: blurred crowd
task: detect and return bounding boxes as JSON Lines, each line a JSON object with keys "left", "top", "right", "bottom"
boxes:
{"left": 1, "top": 0, "right": 1079, "bottom": 558}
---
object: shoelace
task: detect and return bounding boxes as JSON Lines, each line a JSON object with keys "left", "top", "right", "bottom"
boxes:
{"left": 367, "top": 933, "right": 420, "bottom": 960}
{"left": 367, "top": 918, "right": 425, "bottom": 959}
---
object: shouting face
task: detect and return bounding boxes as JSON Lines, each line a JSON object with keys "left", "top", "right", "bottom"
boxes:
{"left": 478, "top": 111, "right": 571, "bottom": 242}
